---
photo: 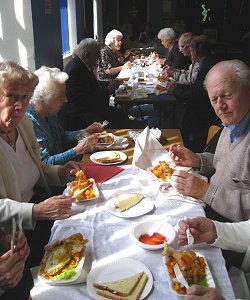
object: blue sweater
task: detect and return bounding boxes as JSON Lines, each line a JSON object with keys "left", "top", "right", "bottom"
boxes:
{"left": 27, "top": 106, "right": 80, "bottom": 165}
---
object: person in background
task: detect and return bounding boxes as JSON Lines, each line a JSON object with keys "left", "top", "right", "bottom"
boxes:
{"left": 163, "top": 32, "right": 199, "bottom": 85}
{"left": 178, "top": 216, "right": 250, "bottom": 299}
{"left": 27, "top": 66, "right": 104, "bottom": 165}
{"left": 157, "top": 27, "right": 190, "bottom": 70}
{"left": 0, "top": 61, "right": 84, "bottom": 267}
{"left": 59, "top": 38, "right": 146, "bottom": 130}
{"left": 168, "top": 35, "right": 220, "bottom": 152}
{"left": 169, "top": 59, "right": 250, "bottom": 223}
{"left": 98, "top": 29, "right": 132, "bottom": 81}
{"left": 138, "top": 22, "right": 155, "bottom": 47}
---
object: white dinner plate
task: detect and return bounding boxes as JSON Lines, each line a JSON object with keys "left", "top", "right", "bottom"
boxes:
{"left": 87, "top": 257, "right": 153, "bottom": 300}
{"left": 105, "top": 197, "right": 154, "bottom": 218}
{"left": 90, "top": 151, "right": 127, "bottom": 165}
{"left": 163, "top": 252, "right": 215, "bottom": 297}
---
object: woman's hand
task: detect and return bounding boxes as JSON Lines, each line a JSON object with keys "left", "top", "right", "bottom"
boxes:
{"left": 58, "top": 161, "right": 84, "bottom": 177}
{"left": 178, "top": 217, "right": 217, "bottom": 246}
{"left": 15, "top": 233, "right": 30, "bottom": 261}
{"left": 171, "top": 170, "right": 209, "bottom": 200}
{"left": 0, "top": 251, "right": 26, "bottom": 289}
{"left": 185, "top": 285, "right": 225, "bottom": 300}
{"left": 32, "top": 195, "right": 73, "bottom": 220}
{"left": 169, "top": 144, "right": 201, "bottom": 168}
{"left": 85, "top": 122, "right": 104, "bottom": 134}
{"left": 73, "top": 134, "right": 99, "bottom": 156}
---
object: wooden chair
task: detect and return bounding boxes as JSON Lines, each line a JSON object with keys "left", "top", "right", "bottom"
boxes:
{"left": 206, "top": 125, "right": 221, "bottom": 144}
{"left": 203, "top": 125, "right": 223, "bottom": 153}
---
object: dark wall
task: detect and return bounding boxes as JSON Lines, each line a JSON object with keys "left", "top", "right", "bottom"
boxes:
{"left": 31, "top": 0, "right": 63, "bottom": 70}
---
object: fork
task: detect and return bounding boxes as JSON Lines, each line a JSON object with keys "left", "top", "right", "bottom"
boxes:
{"left": 184, "top": 216, "right": 194, "bottom": 245}
{"left": 173, "top": 263, "right": 189, "bottom": 289}
{"left": 102, "top": 120, "right": 109, "bottom": 126}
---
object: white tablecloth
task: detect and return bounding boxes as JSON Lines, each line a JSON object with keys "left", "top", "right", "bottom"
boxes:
{"left": 31, "top": 167, "right": 235, "bottom": 300}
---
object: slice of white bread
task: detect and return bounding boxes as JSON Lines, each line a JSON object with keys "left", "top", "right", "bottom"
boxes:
{"left": 114, "top": 193, "right": 144, "bottom": 212}
{"left": 95, "top": 272, "right": 148, "bottom": 300}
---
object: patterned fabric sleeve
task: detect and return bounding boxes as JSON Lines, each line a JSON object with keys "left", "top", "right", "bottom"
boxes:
{"left": 98, "top": 45, "right": 121, "bottom": 80}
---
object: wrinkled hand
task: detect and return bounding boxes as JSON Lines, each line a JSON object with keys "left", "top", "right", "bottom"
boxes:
{"left": 73, "top": 134, "right": 99, "bottom": 156}
{"left": 33, "top": 195, "right": 73, "bottom": 220}
{"left": 169, "top": 144, "right": 201, "bottom": 168}
{"left": 15, "top": 233, "right": 30, "bottom": 261}
{"left": 162, "top": 65, "right": 176, "bottom": 77}
{"left": 185, "top": 285, "right": 225, "bottom": 300}
{"left": 178, "top": 217, "right": 217, "bottom": 246}
{"left": 166, "top": 80, "right": 177, "bottom": 94}
{"left": 85, "top": 122, "right": 104, "bottom": 134}
{"left": 0, "top": 251, "right": 26, "bottom": 289}
{"left": 171, "top": 170, "right": 209, "bottom": 200}
{"left": 58, "top": 161, "right": 84, "bottom": 177}
{"left": 107, "top": 79, "right": 120, "bottom": 94}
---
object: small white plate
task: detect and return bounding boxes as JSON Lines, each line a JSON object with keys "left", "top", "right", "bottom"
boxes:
{"left": 95, "top": 135, "right": 129, "bottom": 150}
{"left": 87, "top": 258, "right": 153, "bottom": 300}
{"left": 64, "top": 178, "right": 99, "bottom": 204}
{"left": 105, "top": 197, "right": 154, "bottom": 218}
{"left": 163, "top": 252, "right": 215, "bottom": 296}
{"left": 90, "top": 151, "right": 127, "bottom": 165}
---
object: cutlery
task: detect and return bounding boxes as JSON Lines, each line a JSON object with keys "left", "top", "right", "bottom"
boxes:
{"left": 10, "top": 217, "right": 16, "bottom": 255}
{"left": 72, "top": 183, "right": 93, "bottom": 199}
{"left": 184, "top": 216, "right": 194, "bottom": 245}
{"left": 102, "top": 120, "right": 109, "bottom": 126}
{"left": 173, "top": 263, "right": 189, "bottom": 289}
{"left": 148, "top": 216, "right": 171, "bottom": 235}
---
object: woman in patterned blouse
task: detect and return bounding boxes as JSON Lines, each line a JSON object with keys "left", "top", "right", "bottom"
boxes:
{"left": 98, "top": 29, "right": 132, "bottom": 81}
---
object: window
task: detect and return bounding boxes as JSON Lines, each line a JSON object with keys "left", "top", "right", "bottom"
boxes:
{"left": 60, "top": 0, "right": 70, "bottom": 57}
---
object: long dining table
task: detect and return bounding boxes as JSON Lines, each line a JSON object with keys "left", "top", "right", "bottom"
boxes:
{"left": 30, "top": 129, "right": 235, "bottom": 300}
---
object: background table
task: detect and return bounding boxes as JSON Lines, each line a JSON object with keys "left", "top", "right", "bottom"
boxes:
{"left": 83, "top": 128, "right": 183, "bottom": 165}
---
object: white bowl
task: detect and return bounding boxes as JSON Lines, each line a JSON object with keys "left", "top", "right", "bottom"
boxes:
{"left": 130, "top": 220, "right": 176, "bottom": 250}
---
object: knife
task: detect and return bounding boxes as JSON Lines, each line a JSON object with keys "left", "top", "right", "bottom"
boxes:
{"left": 10, "top": 217, "right": 16, "bottom": 255}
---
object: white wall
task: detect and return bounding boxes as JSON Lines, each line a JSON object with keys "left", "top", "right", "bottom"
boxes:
{"left": 0, "top": 0, "right": 35, "bottom": 70}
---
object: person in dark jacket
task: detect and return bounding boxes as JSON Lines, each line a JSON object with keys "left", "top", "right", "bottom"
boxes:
{"left": 157, "top": 27, "right": 190, "bottom": 70}
{"left": 167, "top": 35, "right": 221, "bottom": 152}
{"left": 59, "top": 38, "right": 145, "bottom": 130}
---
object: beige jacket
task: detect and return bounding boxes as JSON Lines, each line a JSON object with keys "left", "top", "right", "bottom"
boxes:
{"left": 0, "top": 114, "right": 62, "bottom": 230}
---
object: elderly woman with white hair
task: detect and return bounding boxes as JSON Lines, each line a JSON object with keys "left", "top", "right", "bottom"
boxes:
{"left": 98, "top": 29, "right": 132, "bottom": 81}
{"left": 27, "top": 66, "right": 104, "bottom": 165}
{"left": 157, "top": 27, "right": 190, "bottom": 69}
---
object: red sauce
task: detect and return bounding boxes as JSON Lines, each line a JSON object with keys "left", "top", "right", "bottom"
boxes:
{"left": 139, "top": 232, "right": 167, "bottom": 245}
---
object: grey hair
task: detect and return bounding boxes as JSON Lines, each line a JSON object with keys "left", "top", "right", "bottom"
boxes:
{"left": 76, "top": 38, "right": 101, "bottom": 59}
{"left": 204, "top": 59, "right": 250, "bottom": 90}
{"left": 30, "top": 66, "right": 68, "bottom": 109}
{"left": 105, "top": 29, "right": 123, "bottom": 46}
{"left": 179, "top": 32, "right": 194, "bottom": 46}
{"left": 158, "top": 28, "right": 176, "bottom": 41}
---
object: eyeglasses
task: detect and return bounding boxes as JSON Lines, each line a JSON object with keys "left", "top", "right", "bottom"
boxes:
{"left": 179, "top": 44, "right": 187, "bottom": 50}
{"left": 0, "top": 86, "right": 32, "bottom": 104}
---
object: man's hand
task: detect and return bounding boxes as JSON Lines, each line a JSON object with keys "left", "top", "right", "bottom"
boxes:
{"left": 185, "top": 285, "right": 225, "bottom": 300}
{"left": 178, "top": 217, "right": 217, "bottom": 246}
{"left": 171, "top": 170, "right": 209, "bottom": 200}
{"left": 169, "top": 144, "right": 201, "bottom": 168}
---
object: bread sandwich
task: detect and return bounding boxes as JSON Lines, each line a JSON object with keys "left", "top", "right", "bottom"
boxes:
{"left": 114, "top": 193, "right": 144, "bottom": 212}
{"left": 96, "top": 152, "right": 123, "bottom": 164}
{"left": 93, "top": 271, "right": 148, "bottom": 300}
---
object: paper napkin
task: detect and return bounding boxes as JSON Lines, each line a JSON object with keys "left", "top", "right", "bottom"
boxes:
{"left": 84, "top": 161, "right": 124, "bottom": 184}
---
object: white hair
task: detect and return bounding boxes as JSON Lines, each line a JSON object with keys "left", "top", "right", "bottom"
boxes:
{"left": 158, "top": 28, "right": 176, "bottom": 41}
{"left": 30, "top": 66, "right": 68, "bottom": 109}
{"left": 105, "top": 29, "right": 123, "bottom": 46}
{"left": 204, "top": 59, "right": 250, "bottom": 90}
